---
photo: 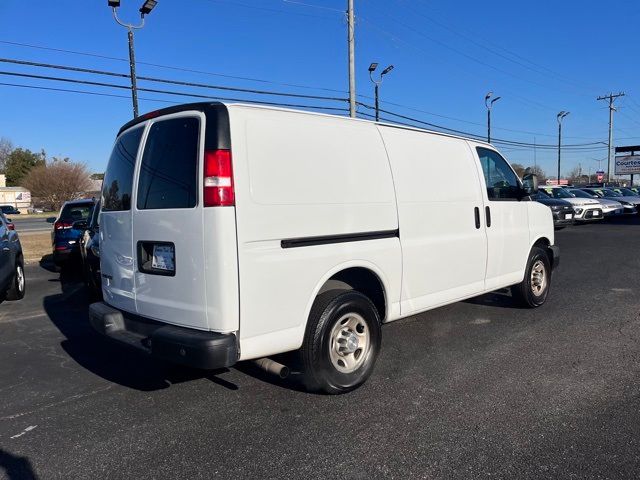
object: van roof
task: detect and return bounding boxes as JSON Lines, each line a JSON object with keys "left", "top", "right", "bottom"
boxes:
{"left": 118, "top": 101, "right": 493, "bottom": 148}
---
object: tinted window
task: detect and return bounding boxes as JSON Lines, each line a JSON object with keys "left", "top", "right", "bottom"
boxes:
{"left": 476, "top": 148, "right": 520, "bottom": 200}
{"left": 102, "top": 127, "right": 143, "bottom": 212}
{"left": 137, "top": 117, "right": 199, "bottom": 210}
{"left": 60, "top": 203, "right": 93, "bottom": 221}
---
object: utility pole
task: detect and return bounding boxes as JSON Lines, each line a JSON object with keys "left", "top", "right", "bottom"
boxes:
{"left": 347, "top": 0, "right": 356, "bottom": 118}
{"left": 597, "top": 92, "right": 625, "bottom": 183}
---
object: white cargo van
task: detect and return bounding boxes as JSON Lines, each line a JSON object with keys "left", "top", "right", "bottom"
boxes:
{"left": 90, "top": 102, "right": 559, "bottom": 394}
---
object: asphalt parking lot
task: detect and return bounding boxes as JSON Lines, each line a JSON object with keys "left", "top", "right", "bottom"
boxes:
{"left": 1, "top": 219, "right": 639, "bottom": 479}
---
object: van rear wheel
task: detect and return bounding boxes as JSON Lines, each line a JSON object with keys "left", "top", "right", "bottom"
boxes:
{"left": 301, "top": 290, "right": 381, "bottom": 394}
{"left": 511, "top": 246, "right": 550, "bottom": 308}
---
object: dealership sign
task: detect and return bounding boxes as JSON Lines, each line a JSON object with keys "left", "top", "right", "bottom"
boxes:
{"left": 614, "top": 155, "right": 640, "bottom": 175}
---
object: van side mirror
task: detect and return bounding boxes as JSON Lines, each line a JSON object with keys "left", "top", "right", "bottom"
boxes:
{"left": 522, "top": 174, "right": 539, "bottom": 196}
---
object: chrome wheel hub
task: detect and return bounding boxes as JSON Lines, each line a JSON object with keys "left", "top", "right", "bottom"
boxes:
{"left": 530, "top": 260, "right": 546, "bottom": 296}
{"left": 329, "top": 313, "right": 370, "bottom": 374}
{"left": 16, "top": 265, "right": 24, "bottom": 292}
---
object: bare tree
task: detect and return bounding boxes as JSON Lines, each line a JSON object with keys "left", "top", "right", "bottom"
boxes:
{"left": 0, "top": 137, "right": 13, "bottom": 173}
{"left": 23, "top": 161, "right": 92, "bottom": 211}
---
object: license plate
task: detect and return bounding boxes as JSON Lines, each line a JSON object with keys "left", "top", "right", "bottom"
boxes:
{"left": 593, "top": 211, "right": 600, "bottom": 216}
{"left": 564, "top": 214, "right": 572, "bottom": 219}
{"left": 152, "top": 245, "right": 175, "bottom": 271}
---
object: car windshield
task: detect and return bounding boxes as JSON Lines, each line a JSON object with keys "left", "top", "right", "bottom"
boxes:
{"left": 60, "top": 203, "right": 94, "bottom": 222}
{"left": 569, "top": 190, "right": 593, "bottom": 199}
{"left": 542, "top": 188, "right": 572, "bottom": 199}
{"left": 602, "top": 189, "right": 622, "bottom": 197}
{"left": 616, "top": 188, "right": 637, "bottom": 197}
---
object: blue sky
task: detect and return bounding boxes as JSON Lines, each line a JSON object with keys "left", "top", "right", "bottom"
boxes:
{"left": 1, "top": 0, "right": 639, "bottom": 179}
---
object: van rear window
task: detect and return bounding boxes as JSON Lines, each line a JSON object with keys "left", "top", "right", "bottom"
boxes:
{"left": 102, "top": 127, "right": 143, "bottom": 211}
{"left": 60, "top": 203, "right": 93, "bottom": 221}
{"left": 137, "top": 117, "right": 199, "bottom": 210}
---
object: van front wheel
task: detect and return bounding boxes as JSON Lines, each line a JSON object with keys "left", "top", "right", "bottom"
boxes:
{"left": 511, "top": 247, "right": 551, "bottom": 308}
{"left": 301, "top": 290, "right": 381, "bottom": 394}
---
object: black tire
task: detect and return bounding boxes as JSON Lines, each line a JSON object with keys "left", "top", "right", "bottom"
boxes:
{"left": 6, "top": 257, "right": 25, "bottom": 301}
{"left": 300, "top": 289, "right": 381, "bottom": 394}
{"left": 511, "top": 246, "right": 551, "bottom": 308}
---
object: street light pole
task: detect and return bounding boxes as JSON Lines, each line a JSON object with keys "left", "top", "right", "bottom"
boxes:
{"left": 484, "top": 92, "right": 501, "bottom": 143}
{"left": 368, "top": 63, "right": 394, "bottom": 122}
{"left": 109, "top": 0, "right": 157, "bottom": 118}
{"left": 557, "top": 111, "right": 570, "bottom": 184}
{"left": 126, "top": 28, "right": 139, "bottom": 117}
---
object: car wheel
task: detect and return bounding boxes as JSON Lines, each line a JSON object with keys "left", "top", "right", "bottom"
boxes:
{"left": 6, "top": 257, "right": 25, "bottom": 301}
{"left": 300, "top": 290, "right": 381, "bottom": 394}
{"left": 511, "top": 247, "right": 551, "bottom": 308}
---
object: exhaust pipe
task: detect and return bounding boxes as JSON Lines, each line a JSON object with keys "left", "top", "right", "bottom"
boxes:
{"left": 253, "top": 357, "right": 290, "bottom": 379}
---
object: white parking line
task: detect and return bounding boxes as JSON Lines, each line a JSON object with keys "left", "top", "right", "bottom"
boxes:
{"left": 0, "top": 312, "right": 48, "bottom": 324}
{"left": 10, "top": 425, "right": 37, "bottom": 439}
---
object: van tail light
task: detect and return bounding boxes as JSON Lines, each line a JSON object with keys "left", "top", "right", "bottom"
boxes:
{"left": 54, "top": 221, "right": 73, "bottom": 230}
{"left": 204, "top": 149, "right": 235, "bottom": 207}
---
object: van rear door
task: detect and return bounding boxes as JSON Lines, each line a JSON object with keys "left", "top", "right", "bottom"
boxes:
{"left": 131, "top": 112, "right": 210, "bottom": 330}
{"left": 101, "top": 126, "right": 145, "bottom": 313}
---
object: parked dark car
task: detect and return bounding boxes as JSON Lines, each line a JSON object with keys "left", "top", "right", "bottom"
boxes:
{"left": 80, "top": 202, "right": 101, "bottom": 299}
{"left": 532, "top": 191, "right": 575, "bottom": 229}
{"left": 0, "top": 205, "right": 20, "bottom": 215}
{"left": 47, "top": 199, "right": 96, "bottom": 267}
{"left": 0, "top": 212, "right": 25, "bottom": 301}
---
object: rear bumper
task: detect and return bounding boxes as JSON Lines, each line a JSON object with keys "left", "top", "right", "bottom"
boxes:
{"left": 88, "top": 302, "right": 238, "bottom": 370}
{"left": 549, "top": 245, "right": 560, "bottom": 270}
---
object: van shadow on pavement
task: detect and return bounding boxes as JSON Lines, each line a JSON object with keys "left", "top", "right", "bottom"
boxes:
{"left": 0, "top": 449, "right": 39, "bottom": 480}
{"left": 39, "top": 256, "right": 301, "bottom": 393}
{"left": 40, "top": 257, "right": 235, "bottom": 392}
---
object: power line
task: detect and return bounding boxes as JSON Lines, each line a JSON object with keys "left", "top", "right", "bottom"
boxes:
{"left": 357, "top": 102, "right": 606, "bottom": 149}
{"left": 0, "top": 71, "right": 349, "bottom": 112}
{"left": 0, "top": 62, "right": 606, "bottom": 150}
{"left": 0, "top": 39, "right": 347, "bottom": 94}
{"left": 391, "top": 0, "right": 598, "bottom": 96}
{"left": 198, "top": 0, "right": 339, "bottom": 20}
{"left": 0, "top": 58, "right": 347, "bottom": 102}
{"left": 0, "top": 81, "right": 175, "bottom": 104}
{"left": 363, "top": 3, "right": 581, "bottom": 95}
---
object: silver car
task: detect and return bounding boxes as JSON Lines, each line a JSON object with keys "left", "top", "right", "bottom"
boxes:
{"left": 581, "top": 188, "right": 639, "bottom": 215}
{"left": 568, "top": 189, "right": 624, "bottom": 217}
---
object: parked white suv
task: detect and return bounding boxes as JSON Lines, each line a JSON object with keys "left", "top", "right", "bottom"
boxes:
{"left": 90, "top": 103, "right": 559, "bottom": 394}
{"left": 540, "top": 186, "right": 603, "bottom": 221}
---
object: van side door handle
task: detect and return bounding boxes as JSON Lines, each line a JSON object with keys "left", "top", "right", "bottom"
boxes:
{"left": 485, "top": 206, "right": 491, "bottom": 227}
{"left": 474, "top": 207, "right": 480, "bottom": 229}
